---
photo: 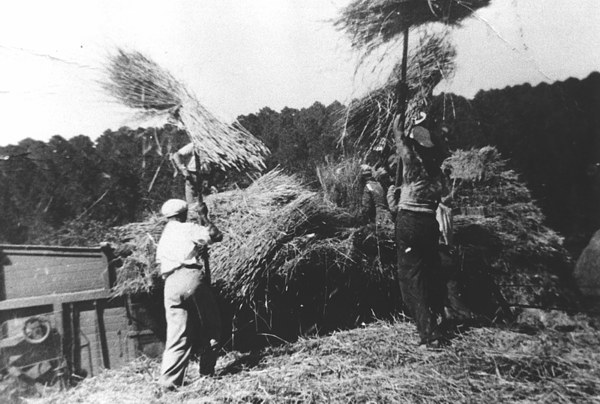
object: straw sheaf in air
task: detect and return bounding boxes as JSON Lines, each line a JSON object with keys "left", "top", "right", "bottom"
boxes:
{"left": 334, "top": 0, "right": 491, "bottom": 55}
{"left": 343, "top": 32, "right": 456, "bottom": 151}
{"left": 102, "top": 48, "right": 269, "bottom": 171}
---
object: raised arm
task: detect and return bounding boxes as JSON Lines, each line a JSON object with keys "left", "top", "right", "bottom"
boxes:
{"left": 171, "top": 143, "right": 194, "bottom": 178}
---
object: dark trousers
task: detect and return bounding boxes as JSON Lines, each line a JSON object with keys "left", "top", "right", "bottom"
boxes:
{"left": 395, "top": 209, "right": 443, "bottom": 343}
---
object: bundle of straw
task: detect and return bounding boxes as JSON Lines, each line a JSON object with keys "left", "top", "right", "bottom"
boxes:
{"left": 316, "top": 155, "right": 364, "bottom": 215}
{"left": 443, "top": 147, "right": 576, "bottom": 308}
{"left": 206, "top": 170, "right": 358, "bottom": 307}
{"left": 103, "top": 49, "right": 269, "bottom": 171}
{"left": 335, "top": 0, "right": 491, "bottom": 54}
{"left": 343, "top": 32, "right": 456, "bottom": 151}
{"left": 106, "top": 151, "right": 578, "bottom": 347}
{"left": 107, "top": 169, "right": 396, "bottom": 341}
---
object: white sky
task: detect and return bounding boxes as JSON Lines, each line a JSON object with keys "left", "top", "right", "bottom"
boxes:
{"left": 0, "top": 0, "right": 599, "bottom": 146}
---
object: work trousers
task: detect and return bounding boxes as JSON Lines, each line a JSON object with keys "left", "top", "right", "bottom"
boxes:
{"left": 395, "top": 209, "right": 444, "bottom": 344}
{"left": 159, "top": 266, "right": 221, "bottom": 389}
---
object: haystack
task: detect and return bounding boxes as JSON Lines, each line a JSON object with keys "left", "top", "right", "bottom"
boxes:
{"left": 106, "top": 148, "right": 577, "bottom": 348}
{"left": 443, "top": 147, "right": 576, "bottom": 309}
{"left": 573, "top": 229, "right": 600, "bottom": 303}
{"left": 102, "top": 49, "right": 269, "bottom": 172}
{"left": 106, "top": 170, "right": 397, "bottom": 348}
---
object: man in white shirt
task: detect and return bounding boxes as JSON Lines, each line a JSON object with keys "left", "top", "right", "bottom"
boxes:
{"left": 156, "top": 199, "right": 222, "bottom": 390}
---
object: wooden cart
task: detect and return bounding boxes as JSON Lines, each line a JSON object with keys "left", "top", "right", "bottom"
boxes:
{"left": 0, "top": 244, "right": 161, "bottom": 383}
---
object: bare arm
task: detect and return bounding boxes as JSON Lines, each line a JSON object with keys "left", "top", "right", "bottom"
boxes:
{"left": 171, "top": 152, "right": 187, "bottom": 174}
{"left": 171, "top": 143, "right": 194, "bottom": 178}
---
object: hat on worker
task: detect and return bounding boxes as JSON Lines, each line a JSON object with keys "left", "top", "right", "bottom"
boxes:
{"left": 161, "top": 199, "right": 188, "bottom": 218}
{"left": 410, "top": 126, "right": 435, "bottom": 148}
{"left": 360, "top": 164, "right": 372, "bottom": 178}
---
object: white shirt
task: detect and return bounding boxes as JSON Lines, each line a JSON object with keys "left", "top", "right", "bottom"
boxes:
{"left": 156, "top": 221, "right": 211, "bottom": 275}
{"left": 176, "top": 143, "right": 197, "bottom": 171}
{"left": 175, "top": 143, "right": 211, "bottom": 173}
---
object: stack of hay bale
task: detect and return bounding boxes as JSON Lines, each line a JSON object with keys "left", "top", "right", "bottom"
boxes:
{"left": 573, "top": 230, "right": 600, "bottom": 307}
{"left": 443, "top": 147, "right": 576, "bottom": 310}
{"left": 105, "top": 147, "right": 577, "bottom": 349}
{"left": 106, "top": 169, "right": 399, "bottom": 348}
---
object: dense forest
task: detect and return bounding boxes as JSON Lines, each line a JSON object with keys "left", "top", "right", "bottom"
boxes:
{"left": 0, "top": 73, "right": 598, "bottom": 256}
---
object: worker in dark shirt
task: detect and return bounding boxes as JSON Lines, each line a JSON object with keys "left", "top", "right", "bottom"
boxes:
{"left": 392, "top": 113, "right": 451, "bottom": 347}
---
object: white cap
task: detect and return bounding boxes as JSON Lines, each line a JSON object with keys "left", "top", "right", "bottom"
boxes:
{"left": 161, "top": 199, "right": 188, "bottom": 218}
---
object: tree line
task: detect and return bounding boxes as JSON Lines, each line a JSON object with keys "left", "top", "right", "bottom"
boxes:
{"left": 0, "top": 101, "right": 345, "bottom": 244}
{"left": 1, "top": 75, "right": 598, "bottom": 256}
{"left": 429, "top": 72, "right": 600, "bottom": 255}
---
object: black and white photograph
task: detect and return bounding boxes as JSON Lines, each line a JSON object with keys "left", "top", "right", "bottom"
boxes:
{"left": 1, "top": 1, "right": 599, "bottom": 402}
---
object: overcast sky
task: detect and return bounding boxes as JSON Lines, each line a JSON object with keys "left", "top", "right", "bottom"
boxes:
{"left": 0, "top": 0, "right": 599, "bottom": 146}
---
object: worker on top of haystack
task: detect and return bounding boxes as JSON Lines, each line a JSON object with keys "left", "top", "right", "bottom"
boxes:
{"left": 360, "top": 164, "right": 394, "bottom": 229}
{"left": 171, "top": 143, "right": 213, "bottom": 216}
{"left": 156, "top": 199, "right": 223, "bottom": 390}
{"left": 201, "top": 178, "right": 218, "bottom": 196}
{"left": 391, "top": 112, "right": 452, "bottom": 348}
{"left": 171, "top": 142, "right": 212, "bottom": 201}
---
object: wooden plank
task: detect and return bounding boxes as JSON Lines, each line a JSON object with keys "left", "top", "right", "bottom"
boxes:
{"left": 76, "top": 303, "right": 136, "bottom": 373}
{"left": 0, "top": 289, "right": 111, "bottom": 311}
{"left": 94, "top": 300, "right": 110, "bottom": 369}
{"left": 3, "top": 258, "right": 109, "bottom": 299}
{"left": 5, "top": 261, "right": 107, "bottom": 277}
{"left": 0, "top": 244, "right": 111, "bottom": 301}
{"left": 4, "top": 270, "right": 109, "bottom": 299}
{"left": 53, "top": 302, "right": 65, "bottom": 372}
{"left": 0, "top": 244, "right": 104, "bottom": 256}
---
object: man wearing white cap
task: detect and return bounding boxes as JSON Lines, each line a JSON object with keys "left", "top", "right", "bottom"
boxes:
{"left": 156, "top": 199, "right": 222, "bottom": 390}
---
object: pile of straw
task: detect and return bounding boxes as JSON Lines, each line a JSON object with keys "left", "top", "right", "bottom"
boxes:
{"left": 107, "top": 169, "right": 396, "bottom": 345}
{"left": 335, "top": 0, "right": 491, "bottom": 54}
{"left": 343, "top": 32, "right": 456, "bottom": 152}
{"left": 317, "top": 156, "right": 365, "bottom": 219}
{"left": 106, "top": 148, "right": 577, "bottom": 347}
{"left": 103, "top": 213, "right": 166, "bottom": 296}
{"left": 103, "top": 49, "right": 269, "bottom": 171}
{"left": 443, "top": 147, "right": 576, "bottom": 309}
{"left": 36, "top": 312, "right": 600, "bottom": 403}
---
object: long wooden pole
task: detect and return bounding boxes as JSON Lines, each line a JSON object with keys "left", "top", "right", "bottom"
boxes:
{"left": 394, "top": 27, "right": 410, "bottom": 187}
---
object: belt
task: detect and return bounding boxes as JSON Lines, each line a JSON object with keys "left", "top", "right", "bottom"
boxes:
{"left": 161, "top": 263, "right": 203, "bottom": 280}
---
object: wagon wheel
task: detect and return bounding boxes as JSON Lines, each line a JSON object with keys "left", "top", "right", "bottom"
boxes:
{"left": 22, "top": 316, "right": 51, "bottom": 344}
